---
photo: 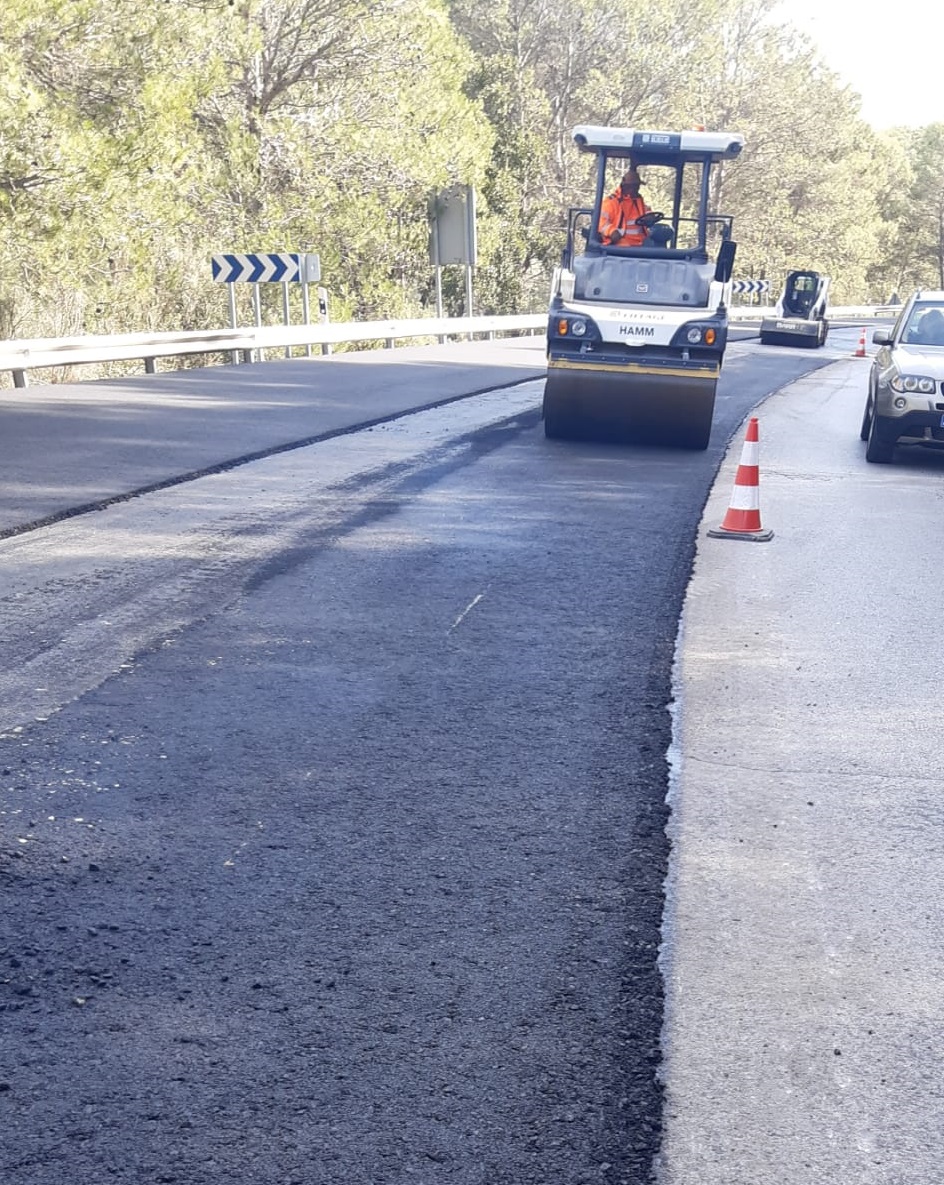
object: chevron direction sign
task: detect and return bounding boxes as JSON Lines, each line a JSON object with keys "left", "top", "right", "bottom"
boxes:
{"left": 732, "top": 279, "right": 770, "bottom": 295}
{"left": 212, "top": 253, "right": 303, "bottom": 283}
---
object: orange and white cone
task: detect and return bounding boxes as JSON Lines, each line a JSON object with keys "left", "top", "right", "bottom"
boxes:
{"left": 853, "top": 327, "right": 867, "bottom": 358}
{"left": 707, "top": 416, "right": 773, "bottom": 542}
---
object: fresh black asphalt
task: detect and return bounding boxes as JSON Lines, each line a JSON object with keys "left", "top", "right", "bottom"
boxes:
{"left": 1, "top": 336, "right": 835, "bottom": 1183}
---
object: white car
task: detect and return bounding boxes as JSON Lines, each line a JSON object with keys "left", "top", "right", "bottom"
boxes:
{"left": 860, "top": 290, "right": 944, "bottom": 463}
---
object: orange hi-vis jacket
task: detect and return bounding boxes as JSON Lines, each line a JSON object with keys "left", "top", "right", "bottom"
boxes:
{"left": 598, "top": 190, "right": 650, "bottom": 246}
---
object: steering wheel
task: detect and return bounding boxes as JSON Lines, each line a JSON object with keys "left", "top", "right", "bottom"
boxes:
{"left": 636, "top": 211, "right": 665, "bottom": 228}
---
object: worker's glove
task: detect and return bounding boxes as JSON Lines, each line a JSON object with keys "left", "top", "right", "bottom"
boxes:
{"left": 609, "top": 230, "right": 623, "bottom": 243}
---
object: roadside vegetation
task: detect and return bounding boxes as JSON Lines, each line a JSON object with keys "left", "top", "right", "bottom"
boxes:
{"left": 1, "top": 0, "right": 942, "bottom": 344}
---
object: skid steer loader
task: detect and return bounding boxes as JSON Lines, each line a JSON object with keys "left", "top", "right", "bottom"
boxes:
{"left": 759, "top": 270, "right": 830, "bottom": 348}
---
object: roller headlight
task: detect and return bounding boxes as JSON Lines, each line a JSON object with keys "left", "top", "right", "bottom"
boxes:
{"left": 556, "top": 317, "right": 588, "bottom": 337}
{"left": 890, "top": 374, "right": 935, "bottom": 395}
{"left": 678, "top": 324, "right": 717, "bottom": 346}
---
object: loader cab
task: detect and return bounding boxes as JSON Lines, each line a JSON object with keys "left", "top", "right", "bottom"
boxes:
{"left": 780, "top": 270, "right": 829, "bottom": 319}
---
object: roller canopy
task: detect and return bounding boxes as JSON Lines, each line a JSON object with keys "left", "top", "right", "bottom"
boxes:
{"left": 573, "top": 126, "right": 745, "bottom": 165}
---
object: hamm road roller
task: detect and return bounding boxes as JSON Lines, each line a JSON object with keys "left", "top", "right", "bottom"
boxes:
{"left": 544, "top": 126, "right": 744, "bottom": 449}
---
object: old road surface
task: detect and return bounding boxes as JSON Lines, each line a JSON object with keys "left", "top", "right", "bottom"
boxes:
{"left": 0, "top": 329, "right": 880, "bottom": 1185}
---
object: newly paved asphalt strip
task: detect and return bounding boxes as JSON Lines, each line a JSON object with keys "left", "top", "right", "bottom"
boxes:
{"left": 0, "top": 337, "right": 548, "bottom": 535}
{"left": 660, "top": 354, "right": 944, "bottom": 1183}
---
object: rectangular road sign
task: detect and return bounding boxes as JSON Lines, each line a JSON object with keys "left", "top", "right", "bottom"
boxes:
{"left": 212, "top": 253, "right": 303, "bottom": 283}
{"left": 429, "top": 185, "right": 477, "bottom": 267}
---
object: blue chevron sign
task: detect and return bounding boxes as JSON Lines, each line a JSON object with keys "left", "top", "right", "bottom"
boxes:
{"left": 732, "top": 279, "right": 770, "bottom": 295}
{"left": 211, "top": 253, "right": 303, "bottom": 283}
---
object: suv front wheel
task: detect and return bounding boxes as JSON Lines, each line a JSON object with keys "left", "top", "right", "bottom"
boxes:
{"left": 859, "top": 393, "right": 872, "bottom": 441}
{"left": 865, "top": 407, "right": 896, "bottom": 463}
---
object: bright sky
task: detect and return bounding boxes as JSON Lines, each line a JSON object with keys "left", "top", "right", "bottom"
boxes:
{"left": 773, "top": 1, "right": 944, "bottom": 130}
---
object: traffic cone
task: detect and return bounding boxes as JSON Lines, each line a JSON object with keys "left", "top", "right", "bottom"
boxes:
{"left": 853, "top": 327, "right": 867, "bottom": 357}
{"left": 707, "top": 417, "right": 773, "bottom": 542}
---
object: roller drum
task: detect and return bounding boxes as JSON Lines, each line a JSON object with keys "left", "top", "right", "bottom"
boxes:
{"left": 543, "top": 359, "right": 718, "bottom": 449}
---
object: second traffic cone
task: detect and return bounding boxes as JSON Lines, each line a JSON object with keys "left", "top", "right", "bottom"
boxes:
{"left": 707, "top": 417, "right": 773, "bottom": 542}
{"left": 854, "top": 327, "right": 867, "bottom": 357}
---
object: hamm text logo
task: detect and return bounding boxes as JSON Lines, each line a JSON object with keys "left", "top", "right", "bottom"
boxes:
{"left": 618, "top": 324, "right": 655, "bottom": 337}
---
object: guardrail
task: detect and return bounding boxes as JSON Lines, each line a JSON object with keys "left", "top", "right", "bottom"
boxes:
{"left": 0, "top": 306, "right": 899, "bottom": 388}
{"left": 0, "top": 315, "right": 545, "bottom": 389}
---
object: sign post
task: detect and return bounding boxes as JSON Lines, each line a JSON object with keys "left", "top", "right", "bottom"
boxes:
{"left": 316, "top": 285, "right": 331, "bottom": 356}
{"left": 281, "top": 283, "right": 291, "bottom": 358}
{"left": 226, "top": 286, "right": 239, "bottom": 363}
{"left": 304, "top": 254, "right": 323, "bottom": 357}
{"left": 300, "top": 283, "right": 311, "bottom": 357}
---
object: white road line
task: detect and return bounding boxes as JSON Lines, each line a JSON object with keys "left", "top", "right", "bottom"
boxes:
{"left": 449, "top": 592, "right": 486, "bottom": 633}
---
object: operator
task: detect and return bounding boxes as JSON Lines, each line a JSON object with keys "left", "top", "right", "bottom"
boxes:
{"left": 599, "top": 167, "right": 651, "bottom": 246}
{"left": 920, "top": 308, "right": 944, "bottom": 346}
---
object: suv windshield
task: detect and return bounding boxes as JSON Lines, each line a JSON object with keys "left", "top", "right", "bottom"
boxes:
{"left": 901, "top": 303, "right": 944, "bottom": 346}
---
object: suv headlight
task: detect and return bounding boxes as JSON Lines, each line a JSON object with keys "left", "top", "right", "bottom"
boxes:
{"left": 890, "top": 374, "right": 936, "bottom": 394}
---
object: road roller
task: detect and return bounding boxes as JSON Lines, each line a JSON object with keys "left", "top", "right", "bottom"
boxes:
{"left": 543, "top": 126, "right": 745, "bottom": 449}
{"left": 759, "top": 269, "right": 830, "bottom": 347}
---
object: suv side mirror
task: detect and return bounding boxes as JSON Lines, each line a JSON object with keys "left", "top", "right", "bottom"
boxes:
{"left": 715, "top": 239, "right": 736, "bottom": 283}
{"left": 872, "top": 328, "right": 893, "bottom": 346}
